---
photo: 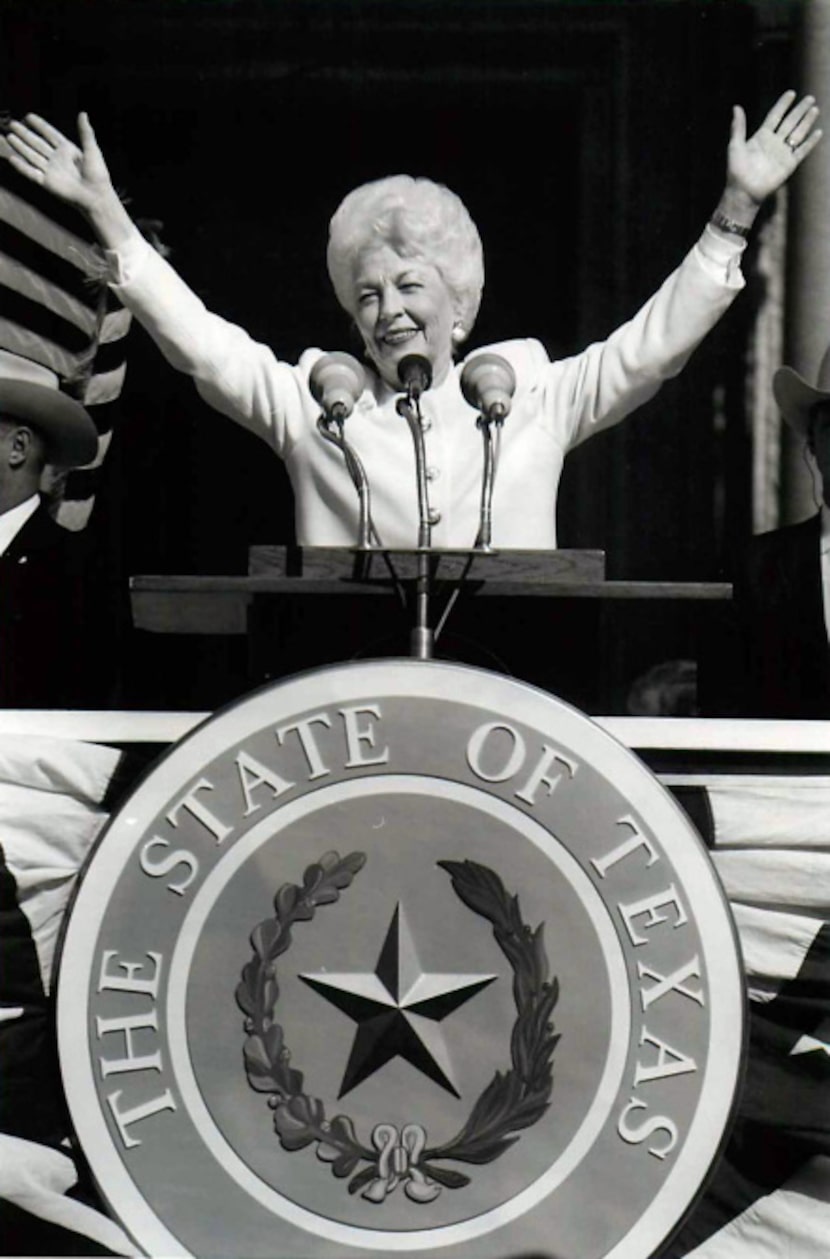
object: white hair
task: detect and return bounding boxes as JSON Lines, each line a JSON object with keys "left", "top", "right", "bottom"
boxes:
{"left": 326, "top": 175, "right": 484, "bottom": 336}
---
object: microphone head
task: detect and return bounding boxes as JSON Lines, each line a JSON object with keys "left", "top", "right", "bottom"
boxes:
{"left": 397, "top": 354, "right": 432, "bottom": 400}
{"left": 460, "top": 352, "right": 516, "bottom": 421}
{"left": 309, "top": 352, "right": 367, "bottom": 420}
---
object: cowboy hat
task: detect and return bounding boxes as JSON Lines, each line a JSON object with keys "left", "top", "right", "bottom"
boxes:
{"left": 773, "top": 343, "right": 830, "bottom": 441}
{"left": 0, "top": 352, "right": 97, "bottom": 467}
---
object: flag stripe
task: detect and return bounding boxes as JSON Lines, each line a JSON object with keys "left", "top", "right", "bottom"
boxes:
{"left": 681, "top": 1156, "right": 830, "bottom": 1257}
{"left": 668, "top": 784, "right": 715, "bottom": 845}
{"left": 53, "top": 498, "right": 95, "bottom": 531}
{"left": 0, "top": 1134, "right": 137, "bottom": 1256}
{"left": 732, "top": 902, "right": 825, "bottom": 993}
{"left": 0, "top": 317, "right": 80, "bottom": 377}
{"left": 0, "top": 219, "right": 102, "bottom": 304}
{"left": 709, "top": 782, "right": 830, "bottom": 849}
{"left": 99, "top": 306, "right": 132, "bottom": 345}
{"left": 71, "top": 397, "right": 120, "bottom": 440}
{"left": 0, "top": 253, "right": 101, "bottom": 337}
{"left": 0, "top": 839, "right": 70, "bottom": 1150}
{"left": 87, "top": 336, "right": 130, "bottom": 376}
{"left": 0, "top": 154, "right": 135, "bottom": 526}
{"left": 0, "top": 184, "right": 104, "bottom": 275}
{"left": 713, "top": 850, "right": 830, "bottom": 914}
{"left": 0, "top": 283, "right": 90, "bottom": 353}
{"left": 84, "top": 364, "right": 127, "bottom": 408}
{"left": 61, "top": 430, "right": 112, "bottom": 480}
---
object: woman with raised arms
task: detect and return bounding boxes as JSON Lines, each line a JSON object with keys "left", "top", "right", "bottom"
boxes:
{"left": 6, "top": 93, "right": 821, "bottom": 549}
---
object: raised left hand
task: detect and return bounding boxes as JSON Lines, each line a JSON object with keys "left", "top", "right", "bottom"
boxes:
{"left": 728, "top": 90, "right": 822, "bottom": 205}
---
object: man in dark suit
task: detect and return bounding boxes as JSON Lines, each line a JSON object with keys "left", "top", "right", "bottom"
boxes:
{"left": 0, "top": 358, "right": 109, "bottom": 707}
{"left": 723, "top": 348, "right": 830, "bottom": 718}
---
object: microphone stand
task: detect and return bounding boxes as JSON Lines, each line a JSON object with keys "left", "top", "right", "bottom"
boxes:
{"left": 460, "top": 352, "right": 514, "bottom": 553}
{"left": 437, "top": 398, "right": 506, "bottom": 637}
{"left": 316, "top": 414, "right": 375, "bottom": 551}
{"left": 475, "top": 413, "right": 500, "bottom": 552}
{"left": 396, "top": 393, "right": 434, "bottom": 659}
{"left": 315, "top": 414, "right": 408, "bottom": 603}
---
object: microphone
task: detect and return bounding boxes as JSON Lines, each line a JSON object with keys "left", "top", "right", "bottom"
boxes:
{"left": 397, "top": 354, "right": 432, "bottom": 402}
{"left": 460, "top": 353, "right": 516, "bottom": 423}
{"left": 309, "top": 352, "right": 367, "bottom": 421}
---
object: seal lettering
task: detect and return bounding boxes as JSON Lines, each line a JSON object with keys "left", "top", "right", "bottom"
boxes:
{"left": 619, "top": 886, "right": 689, "bottom": 947}
{"left": 139, "top": 837, "right": 200, "bottom": 896}
{"left": 617, "top": 1098, "right": 680, "bottom": 1161}
{"left": 466, "top": 722, "right": 578, "bottom": 804}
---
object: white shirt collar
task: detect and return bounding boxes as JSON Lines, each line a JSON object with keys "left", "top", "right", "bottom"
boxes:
{"left": 0, "top": 494, "right": 40, "bottom": 558}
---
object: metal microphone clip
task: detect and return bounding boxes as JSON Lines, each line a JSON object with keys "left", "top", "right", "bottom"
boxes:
{"left": 398, "top": 354, "right": 432, "bottom": 405}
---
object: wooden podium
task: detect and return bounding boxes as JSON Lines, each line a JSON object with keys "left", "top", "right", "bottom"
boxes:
{"left": 130, "top": 547, "right": 732, "bottom": 712}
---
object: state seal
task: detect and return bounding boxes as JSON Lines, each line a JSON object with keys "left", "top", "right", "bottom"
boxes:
{"left": 57, "top": 660, "right": 744, "bottom": 1258}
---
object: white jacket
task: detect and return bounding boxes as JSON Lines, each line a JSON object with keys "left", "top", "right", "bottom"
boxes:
{"left": 110, "top": 226, "right": 744, "bottom": 549}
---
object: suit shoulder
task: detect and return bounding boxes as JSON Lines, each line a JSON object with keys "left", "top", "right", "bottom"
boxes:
{"left": 744, "top": 513, "right": 819, "bottom": 561}
{"left": 733, "top": 513, "right": 820, "bottom": 602}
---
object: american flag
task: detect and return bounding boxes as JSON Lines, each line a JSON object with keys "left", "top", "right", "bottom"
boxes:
{"left": 666, "top": 778, "right": 830, "bottom": 1257}
{"left": 0, "top": 734, "right": 140, "bottom": 1256}
{"left": 0, "top": 136, "right": 132, "bottom": 530}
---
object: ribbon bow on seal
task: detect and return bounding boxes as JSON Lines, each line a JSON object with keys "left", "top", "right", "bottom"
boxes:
{"left": 362, "top": 1123, "right": 441, "bottom": 1203}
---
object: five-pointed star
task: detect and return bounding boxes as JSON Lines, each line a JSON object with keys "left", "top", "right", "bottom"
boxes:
{"left": 299, "top": 902, "right": 496, "bottom": 1098}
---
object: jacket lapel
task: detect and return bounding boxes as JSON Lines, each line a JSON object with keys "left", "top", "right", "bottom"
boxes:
{"left": 2, "top": 503, "right": 65, "bottom": 565}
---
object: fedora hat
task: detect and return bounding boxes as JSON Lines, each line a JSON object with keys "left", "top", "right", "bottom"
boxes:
{"left": 773, "top": 344, "right": 830, "bottom": 441}
{"left": 0, "top": 351, "right": 98, "bottom": 467}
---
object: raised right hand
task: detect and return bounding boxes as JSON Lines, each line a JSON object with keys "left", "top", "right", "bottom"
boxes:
{"left": 6, "top": 112, "right": 114, "bottom": 214}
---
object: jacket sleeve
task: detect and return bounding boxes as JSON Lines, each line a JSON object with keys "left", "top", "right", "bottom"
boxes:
{"left": 107, "top": 229, "right": 309, "bottom": 456}
{"left": 545, "top": 225, "right": 746, "bottom": 451}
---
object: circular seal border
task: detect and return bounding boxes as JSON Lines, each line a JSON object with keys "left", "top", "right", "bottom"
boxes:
{"left": 57, "top": 660, "right": 745, "bottom": 1259}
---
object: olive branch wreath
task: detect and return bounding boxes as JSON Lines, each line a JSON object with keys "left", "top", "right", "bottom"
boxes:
{"left": 236, "top": 850, "right": 560, "bottom": 1203}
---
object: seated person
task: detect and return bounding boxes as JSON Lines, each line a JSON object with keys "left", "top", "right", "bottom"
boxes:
{"left": 5, "top": 93, "right": 821, "bottom": 550}
{"left": 0, "top": 354, "right": 118, "bottom": 708}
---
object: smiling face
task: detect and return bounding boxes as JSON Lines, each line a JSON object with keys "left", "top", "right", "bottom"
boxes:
{"left": 350, "top": 245, "right": 459, "bottom": 390}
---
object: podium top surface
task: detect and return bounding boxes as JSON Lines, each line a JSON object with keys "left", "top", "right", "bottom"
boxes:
{"left": 130, "top": 547, "right": 732, "bottom": 634}
{"left": 249, "top": 544, "right": 608, "bottom": 583}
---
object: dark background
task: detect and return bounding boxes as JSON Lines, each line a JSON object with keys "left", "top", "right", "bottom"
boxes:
{"left": 0, "top": 0, "right": 800, "bottom": 711}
